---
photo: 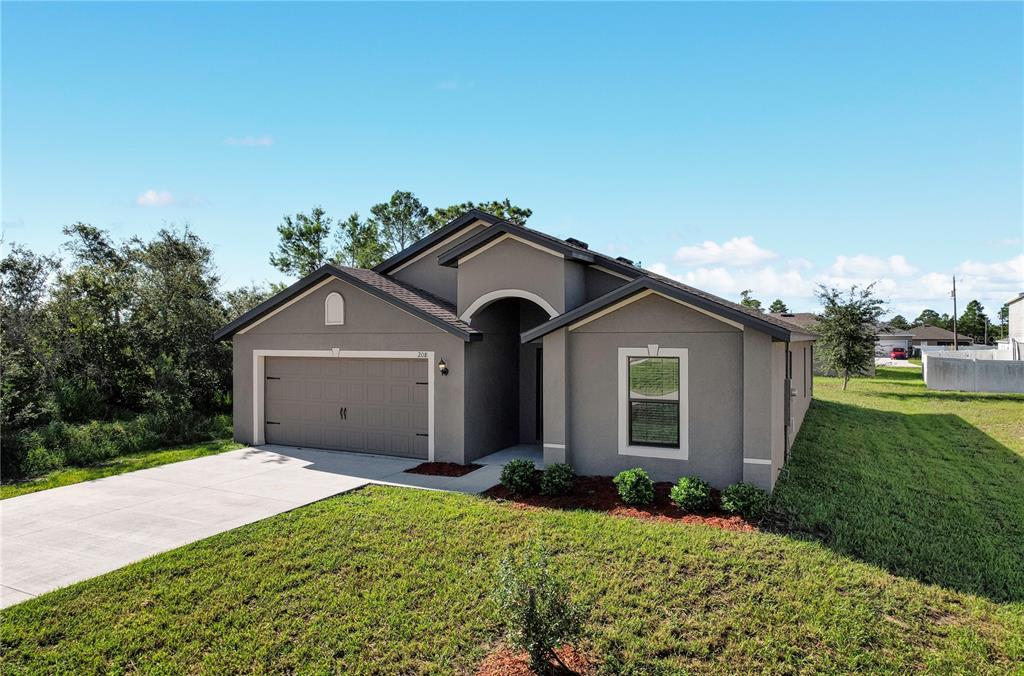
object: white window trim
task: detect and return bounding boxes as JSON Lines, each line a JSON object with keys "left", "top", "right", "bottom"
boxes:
{"left": 252, "top": 349, "right": 434, "bottom": 461}
{"left": 460, "top": 289, "right": 559, "bottom": 323}
{"left": 618, "top": 346, "right": 689, "bottom": 460}
{"left": 324, "top": 292, "right": 345, "bottom": 325}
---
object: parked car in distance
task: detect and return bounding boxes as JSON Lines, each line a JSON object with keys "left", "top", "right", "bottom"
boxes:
{"left": 890, "top": 347, "right": 908, "bottom": 360}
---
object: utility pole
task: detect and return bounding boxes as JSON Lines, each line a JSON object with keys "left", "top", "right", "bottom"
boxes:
{"left": 951, "top": 276, "right": 958, "bottom": 351}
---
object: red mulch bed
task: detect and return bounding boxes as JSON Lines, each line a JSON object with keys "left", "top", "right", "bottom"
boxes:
{"left": 404, "top": 461, "right": 483, "bottom": 477}
{"left": 482, "top": 474, "right": 755, "bottom": 532}
{"left": 476, "top": 644, "right": 595, "bottom": 675}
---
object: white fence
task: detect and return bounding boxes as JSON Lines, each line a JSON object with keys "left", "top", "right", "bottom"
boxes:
{"left": 923, "top": 350, "right": 1024, "bottom": 393}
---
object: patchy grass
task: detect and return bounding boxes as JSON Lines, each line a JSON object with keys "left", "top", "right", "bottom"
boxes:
{"left": 772, "top": 367, "right": 1024, "bottom": 603}
{"left": 1, "top": 485, "right": 1021, "bottom": 674}
{"left": 0, "top": 439, "right": 242, "bottom": 499}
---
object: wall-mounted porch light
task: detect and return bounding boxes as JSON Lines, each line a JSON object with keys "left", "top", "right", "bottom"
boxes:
{"left": 438, "top": 358, "right": 449, "bottom": 376}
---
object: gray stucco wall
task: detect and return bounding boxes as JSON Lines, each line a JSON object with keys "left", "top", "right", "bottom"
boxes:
{"left": 457, "top": 237, "right": 567, "bottom": 318}
{"left": 585, "top": 267, "right": 629, "bottom": 301}
{"left": 790, "top": 340, "right": 814, "bottom": 439}
{"left": 566, "top": 293, "right": 745, "bottom": 487}
{"left": 231, "top": 277, "right": 467, "bottom": 463}
{"left": 741, "top": 330, "right": 773, "bottom": 489}
{"left": 463, "top": 304, "right": 518, "bottom": 460}
{"left": 388, "top": 223, "right": 487, "bottom": 302}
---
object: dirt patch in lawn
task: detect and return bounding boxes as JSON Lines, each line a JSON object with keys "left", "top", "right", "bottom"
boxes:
{"left": 404, "top": 462, "right": 482, "bottom": 477}
{"left": 476, "top": 643, "right": 596, "bottom": 675}
{"left": 482, "top": 475, "right": 755, "bottom": 532}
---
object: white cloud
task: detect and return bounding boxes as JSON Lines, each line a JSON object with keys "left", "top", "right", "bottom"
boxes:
{"left": 135, "top": 189, "right": 175, "bottom": 207}
{"left": 649, "top": 251, "right": 1022, "bottom": 319}
{"left": 828, "top": 254, "right": 917, "bottom": 278}
{"left": 673, "top": 236, "right": 777, "bottom": 267}
{"left": 224, "top": 135, "right": 273, "bottom": 147}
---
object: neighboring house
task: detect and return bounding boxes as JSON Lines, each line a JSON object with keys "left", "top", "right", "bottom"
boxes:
{"left": 1005, "top": 293, "right": 1024, "bottom": 359}
{"left": 874, "top": 328, "right": 914, "bottom": 356}
{"left": 216, "top": 210, "right": 816, "bottom": 491}
{"left": 909, "top": 325, "right": 974, "bottom": 348}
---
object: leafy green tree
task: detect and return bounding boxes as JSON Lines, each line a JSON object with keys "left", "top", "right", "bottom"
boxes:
{"left": 887, "top": 314, "right": 911, "bottom": 331}
{"left": 130, "top": 228, "right": 229, "bottom": 420}
{"left": 0, "top": 245, "right": 59, "bottom": 430}
{"left": 740, "top": 289, "right": 763, "bottom": 312}
{"left": 957, "top": 300, "right": 990, "bottom": 343}
{"left": 368, "top": 190, "right": 430, "bottom": 256}
{"left": 814, "top": 284, "right": 884, "bottom": 390}
{"left": 768, "top": 299, "right": 789, "bottom": 313}
{"left": 913, "top": 309, "right": 946, "bottom": 328}
{"left": 337, "top": 212, "right": 389, "bottom": 268}
{"left": 269, "top": 206, "right": 334, "bottom": 277}
{"left": 224, "top": 283, "right": 276, "bottom": 320}
{"left": 998, "top": 303, "right": 1010, "bottom": 339}
{"left": 426, "top": 198, "right": 532, "bottom": 231}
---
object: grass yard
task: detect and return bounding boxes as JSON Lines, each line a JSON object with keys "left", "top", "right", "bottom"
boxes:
{"left": 2, "top": 367, "right": 1022, "bottom": 672}
{"left": 0, "top": 439, "right": 243, "bottom": 499}
{"left": 772, "top": 367, "right": 1024, "bottom": 603}
{"left": 2, "top": 485, "right": 1021, "bottom": 674}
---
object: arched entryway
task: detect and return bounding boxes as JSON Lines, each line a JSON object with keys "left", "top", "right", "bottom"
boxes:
{"left": 463, "top": 296, "right": 552, "bottom": 460}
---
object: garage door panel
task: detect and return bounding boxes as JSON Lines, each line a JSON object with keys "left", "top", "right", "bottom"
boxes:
{"left": 263, "top": 357, "right": 428, "bottom": 459}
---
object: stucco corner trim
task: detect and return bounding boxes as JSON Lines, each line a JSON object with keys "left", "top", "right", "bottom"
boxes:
{"left": 617, "top": 346, "right": 689, "bottom": 460}
{"left": 460, "top": 289, "right": 559, "bottom": 323}
{"left": 251, "top": 349, "right": 435, "bottom": 462}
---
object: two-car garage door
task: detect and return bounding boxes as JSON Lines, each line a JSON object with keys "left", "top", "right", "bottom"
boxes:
{"left": 264, "top": 357, "right": 429, "bottom": 459}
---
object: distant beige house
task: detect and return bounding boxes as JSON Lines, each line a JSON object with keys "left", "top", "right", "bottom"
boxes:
{"left": 909, "top": 325, "right": 974, "bottom": 348}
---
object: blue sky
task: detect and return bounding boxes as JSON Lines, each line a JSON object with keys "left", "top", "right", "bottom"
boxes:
{"left": 3, "top": 2, "right": 1021, "bottom": 318}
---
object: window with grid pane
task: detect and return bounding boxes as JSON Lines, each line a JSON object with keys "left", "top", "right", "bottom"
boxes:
{"left": 627, "top": 357, "right": 679, "bottom": 447}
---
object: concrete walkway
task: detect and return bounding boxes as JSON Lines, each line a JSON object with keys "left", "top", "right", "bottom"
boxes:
{"left": 0, "top": 444, "right": 536, "bottom": 608}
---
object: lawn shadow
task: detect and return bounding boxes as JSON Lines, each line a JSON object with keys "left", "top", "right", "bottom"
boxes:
{"left": 770, "top": 399, "right": 1024, "bottom": 603}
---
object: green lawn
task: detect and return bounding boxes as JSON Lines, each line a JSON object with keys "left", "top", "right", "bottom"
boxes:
{"left": 2, "top": 368, "right": 1022, "bottom": 672}
{"left": 2, "top": 486, "right": 1021, "bottom": 673}
{"left": 772, "top": 367, "right": 1024, "bottom": 603}
{"left": 0, "top": 439, "right": 243, "bottom": 499}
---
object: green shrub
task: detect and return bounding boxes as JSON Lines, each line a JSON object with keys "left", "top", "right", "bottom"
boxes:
{"left": 539, "top": 463, "right": 574, "bottom": 496}
{"left": 493, "top": 547, "right": 585, "bottom": 674}
{"left": 1, "top": 413, "right": 233, "bottom": 481}
{"left": 613, "top": 468, "right": 654, "bottom": 506}
{"left": 721, "top": 482, "right": 770, "bottom": 520}
{"left": 500, "top": 459, "right": 539, "bottom": 497}
{"left": 669, "top": 476, "right": 713, "bottom": 512}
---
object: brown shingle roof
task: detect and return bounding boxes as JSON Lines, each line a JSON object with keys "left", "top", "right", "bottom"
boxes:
{"left": 909, "top": 325, "right": 974, "bottom": 342}
{"left": 331, "top": 265, "right": 479, "bottom": 337}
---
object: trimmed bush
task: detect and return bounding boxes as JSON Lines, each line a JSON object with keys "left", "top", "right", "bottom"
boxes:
{"left": 669, "top": 476, "right": 713, "bottom": 512}
{"left": 721, "top": 482, "right": 770, "bottom": 520}
{"left": 493, "top": 547, "right": 585, "bottom": 674}
{"left": 539, "top": 463, "right": 574, "bottom": 496}
{"left": 613, "top": 468, "right": 654, "bottom": 506}
{"left": 500, "top": 459, "right": 539, "bottom": 497}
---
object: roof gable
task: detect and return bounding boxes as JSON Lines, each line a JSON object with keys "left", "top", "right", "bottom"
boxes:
{"left": 372, "top": 209, "right": 503, "bottom": 274}
{"left": 437, "top": 221, "right": 595, "bottom": 268}
{"left": 214, "top": 265, "right": 481, "bottom": 342}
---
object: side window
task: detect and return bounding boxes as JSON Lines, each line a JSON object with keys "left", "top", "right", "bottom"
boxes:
{"left": 325, "top": 292, "right": 345, "bottom": 325}
{"left": 627, "top": 357, "right": 680, "bottom": 448}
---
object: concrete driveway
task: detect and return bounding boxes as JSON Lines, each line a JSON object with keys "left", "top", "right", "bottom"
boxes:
{"left": 0, "top": 446, "right": 425, "bottom": 608}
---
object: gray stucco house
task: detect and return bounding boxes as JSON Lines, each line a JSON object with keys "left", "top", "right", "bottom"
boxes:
{"left": 216, "top": 210, "right": 816, "bottom": 490}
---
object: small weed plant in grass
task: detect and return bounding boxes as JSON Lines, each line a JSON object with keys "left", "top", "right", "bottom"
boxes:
{"left": 493, "top": 546, "right": 586, "bottom": 675}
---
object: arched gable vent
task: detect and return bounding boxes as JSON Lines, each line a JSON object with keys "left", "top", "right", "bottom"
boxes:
{"left": 325, "top": 292, "right": 345, "bottom": 325}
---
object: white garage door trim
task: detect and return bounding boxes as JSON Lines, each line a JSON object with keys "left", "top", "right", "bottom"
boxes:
{"left": 252, "top": 349, "right": 435, "bottom": 460}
